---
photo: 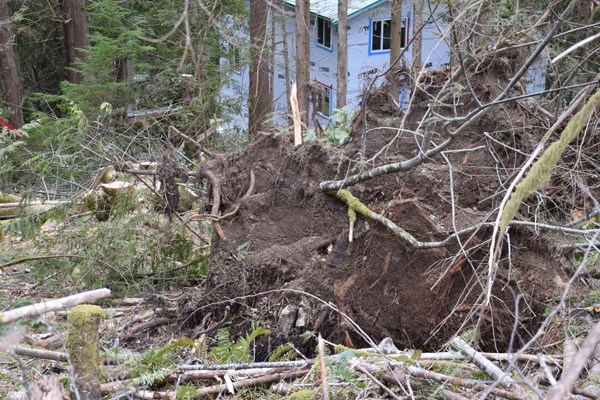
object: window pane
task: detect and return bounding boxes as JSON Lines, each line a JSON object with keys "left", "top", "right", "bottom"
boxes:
{"left": 324, "top": 20, "right": 331, "bottom": 48}
{"left": 400, "top": 26, "right": 406, "bottom": 48}
{"left": 372, "top": 21, "right": 381, "bottom": 51}
{"left": 382, "top": 20, "right": 391, "bottom": 50}
{"left": 317, "top": 18, "right": 324, "bottom": 45}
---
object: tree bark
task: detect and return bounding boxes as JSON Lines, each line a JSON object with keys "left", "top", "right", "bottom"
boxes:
{"left": 248, "top": 0, "right": 271, "bottom": 136}
{"left": 577, "top": 0, "right": 593, "bottom": 74}
{"left": 269, "top": 5, "right": 275, "bottom": 110}
{"left": 62, "top": 0, "right": 90, "bottom": 84}
{"left": 412, "top": 0, "right": 423, "bottom": 78}
{"left": 295, "top": 0, "right": 310, "bottom": 128}
{"left": 389, "top": 0, "right": 403, "bottom": 98}
{"left": 336, "top": 0, "right": 348, "bottom": 108}
{"left": 0, "top": 0, "right": 24, "bottom": 128}
{"left": 280, "top": 1, "right": 292, "bottom": 118}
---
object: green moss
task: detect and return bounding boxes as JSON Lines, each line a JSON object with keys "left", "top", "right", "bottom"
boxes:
{"left": 333, "top": 345, "right": 416, "bottom": 363}
{"left": 67, "top": 304, "right": 107, "bottom": 325}
{"left": 500, "top": 88, "right": 600, "bottom": 234}
{"left": 348, "top": 207, "right": 356, "bottom": 223}
{"left": 66, "top": 304, "right": 106, "bottom": 398}
{"left": 334, "top": 189, "right": 374, "bottom": 218}
{"left": 289, "top": 389, "right": 318, "bottom": 400}
{"left": 0, "top": 193, "right": 21, "bottom": 203}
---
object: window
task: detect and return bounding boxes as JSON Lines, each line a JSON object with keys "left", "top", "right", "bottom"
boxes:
{"left": 370, "top": 17, "right": 407, "bottom": 53}
{"left": 316, "top": 16, "right": 332, "bottom": 49}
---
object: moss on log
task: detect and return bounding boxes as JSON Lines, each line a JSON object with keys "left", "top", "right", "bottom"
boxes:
{"left": 66, "top": 304, "right": 107, "bottom": 400}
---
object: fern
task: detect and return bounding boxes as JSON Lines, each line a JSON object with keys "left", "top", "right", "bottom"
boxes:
{"left": 209, "top": 327, "right": 270, "bottom": 363}
{"left": 137, "top": 367, "right": 175, "bottom": 386}
{"left": 268, "top": 343, "right": 297, "bottom": 362}
{"left": 0, "top": 140, "right": 26, "bottom": 162}
{"left": 141, "top": 337, "right": 197, "bottom": 370}
{"left": 177, "top": 386, "right": 200, "bottom": 399}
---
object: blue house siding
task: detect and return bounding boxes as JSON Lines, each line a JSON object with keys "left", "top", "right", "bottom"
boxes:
{"left": 221, "top": 0, "right": 453, "bottom": 130}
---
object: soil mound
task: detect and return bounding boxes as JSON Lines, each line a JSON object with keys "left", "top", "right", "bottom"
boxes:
{"left": 182, "top": 118, "right": 568, "bottom": 355}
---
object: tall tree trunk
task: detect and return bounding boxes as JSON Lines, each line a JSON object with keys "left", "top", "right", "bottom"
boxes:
{"left": 389, "top": 0, "right": 403, "bottom": 98}
{"left": 248, "top": 0, "right": 271, "bottom": 136}
{"left": 269, "top": 5, "right": 275, "bottom": 110}
{"left": 577, "top": 0, "right": 593, "bottom": 74}
{"left": 0, "top": 0, "right": 23, "bottom": 128}
{"left": 336, "top": 0, "right": 347, "bottom": 109}
{"left": 295, "top": 0, "right": 310, "bottom": 128}
{"left": 411, "top": 0, "right": 423, "bottom": 78}
{"left": 62, "top": 0, "right": 90, "bottom": 84}
{"left": 280, "top": 1, "right": 292, "bottom": 119}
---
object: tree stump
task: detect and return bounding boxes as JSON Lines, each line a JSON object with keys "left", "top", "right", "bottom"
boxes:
{"left": 66, "top": 305, "right": 107, "bottom": 400}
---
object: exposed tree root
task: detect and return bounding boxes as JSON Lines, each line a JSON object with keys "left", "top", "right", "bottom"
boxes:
{"left": 200, "top": 169, "right": 225, "bottom": 239}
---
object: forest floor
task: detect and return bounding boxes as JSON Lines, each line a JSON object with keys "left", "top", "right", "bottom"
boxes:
{"left": 1, "top": 68, "right": 599, "bottom": 398}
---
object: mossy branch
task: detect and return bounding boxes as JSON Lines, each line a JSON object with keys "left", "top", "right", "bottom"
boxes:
{"left": 332, "top": 189, "right": 426, "bottom": 247}
{"left": 499, "top": 88, "right": 600, "bottom": 234}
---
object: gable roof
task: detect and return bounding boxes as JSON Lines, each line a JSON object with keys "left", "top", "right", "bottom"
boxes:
{"left": 284, "top": 0, "right": 386, "bottom": 24}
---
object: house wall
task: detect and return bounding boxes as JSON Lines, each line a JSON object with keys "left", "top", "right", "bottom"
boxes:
{"left": 222, "top": 0, "right": 452, "bottom": 130}
{"left": 220, "top": 15, "right": 250, "bottom": 131}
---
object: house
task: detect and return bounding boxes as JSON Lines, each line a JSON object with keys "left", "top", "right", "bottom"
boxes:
{"left": 219, "top": 0, "right": 543, "bottom": 131}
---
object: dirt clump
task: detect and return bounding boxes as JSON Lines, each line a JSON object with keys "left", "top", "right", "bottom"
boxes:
{"left": 180, "top": 120, "right": 568, "bottom": 358}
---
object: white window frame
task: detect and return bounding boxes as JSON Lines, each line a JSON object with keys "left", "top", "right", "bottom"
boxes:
{"left": 370, "top": 17, "right": 408, "bottom": 54}
{"left": 316, "top": 16, "right": 332, "bottom": 50}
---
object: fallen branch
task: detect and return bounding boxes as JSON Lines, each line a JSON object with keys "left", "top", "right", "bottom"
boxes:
{"left": 546, "top": 318, "right": 600, "bottom": 400}
{"left": 328, "top": 189, "right": 598, "bottom": 250}
{"left": 5, "top": 346, "right": 68, "bottom": 362}
{"left": 5, "top": 345, "right": 117, "bottom": 366}
{"left": 102, "top": 367, "right": 300, "bottom": 394}
{"left": 107, "top": 368, "right": 310, "bottom": 398}
{"left": 0, "top": 288, "right": 111, "bottom": 324}
{"left": 125, "top": 317, "right": 174, "bottom": 336}
{"left": 188, "top": 368, "right": 310, "bottom": 398}
{"left": 0, "top": 200, "right": 74, "bottom": 209}
{"left": 350, "top": 361, "right": 402, "bottom": 400}
{"left": 403, "top": 364, "right": 524, "bottom": 400}
{"left": 178, "top": 360, "right": 314, "bottom": 371}
{"left": 451, "top": 336, "right": 515, "bottom": 385}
